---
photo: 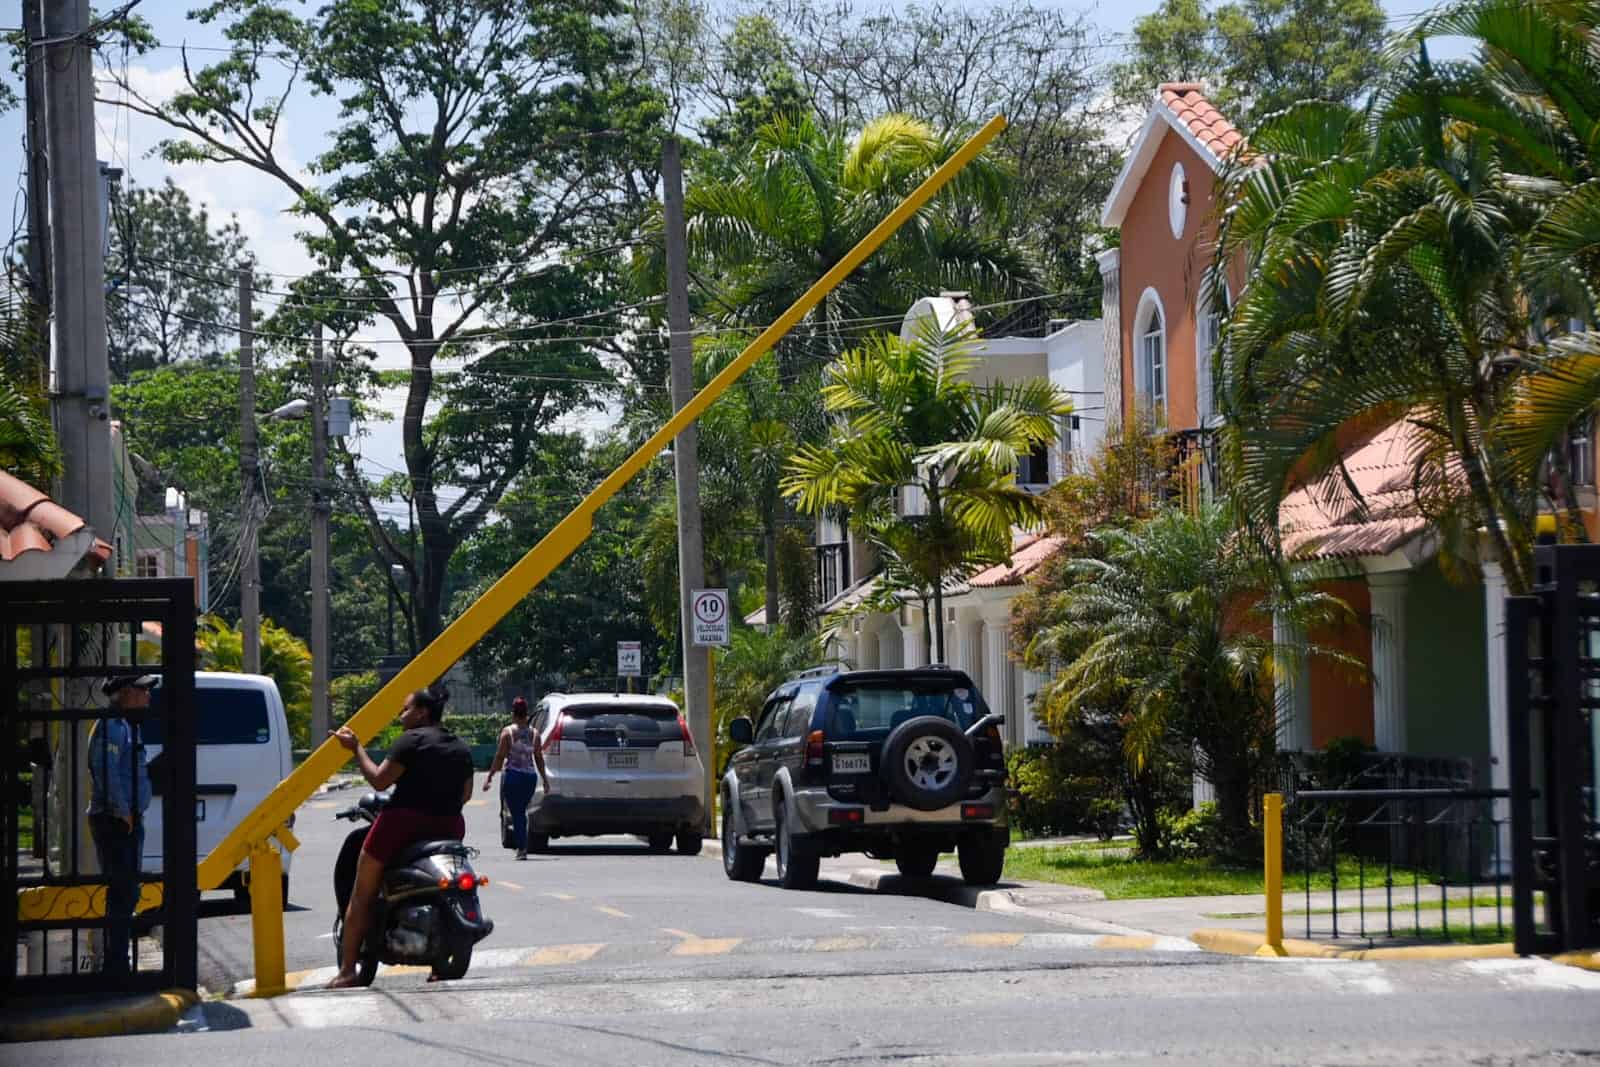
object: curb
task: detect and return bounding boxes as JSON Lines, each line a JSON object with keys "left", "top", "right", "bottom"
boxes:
{"left": 0, "top": 988, "right": 198, "bottom": 1044}
{"left": 1551, "top": 950, "right": 1600, "bottom": 972}
{"left": 1191, "top": 927, "right": 1518, "bottom": 962}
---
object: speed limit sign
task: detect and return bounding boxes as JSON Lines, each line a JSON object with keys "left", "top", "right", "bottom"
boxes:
{"left": 690, "top": 588, "right": 729, "bottom": 647}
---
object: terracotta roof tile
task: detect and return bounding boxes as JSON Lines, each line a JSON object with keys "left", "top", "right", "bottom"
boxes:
{"left": 0, "top": 468, "right": 112, "bottom": 571}
{"left": 1278, "top": 418, "right": 1439, "bottom": 562}
{"left": 968, "top": 532, "right": 1067, "bottom": 588}
{"left": 1158, "top": 83, "right": 1245, "bottom": 163}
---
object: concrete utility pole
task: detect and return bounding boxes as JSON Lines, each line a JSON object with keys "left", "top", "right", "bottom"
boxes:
{"left": 310, "top": 330, "right": 331, "bottom": 745}
{"left": 238, "top": 267, "right": 262, "bottom": 673}
{"left": 662, "top": 138, "right": 713, "bottom": 835}
{"left": 22, "top": 0, "right": 51, "bottom": 378}
{"left": 44, "top": 0, "right": 114, "bottom": 549}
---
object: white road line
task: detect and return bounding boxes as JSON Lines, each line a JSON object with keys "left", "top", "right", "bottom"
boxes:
{"left": 794, "top": 907, "right": 854, "bottom": 919}
{"left": 1463, "top": 957, "right": 1600, "bottom": 990}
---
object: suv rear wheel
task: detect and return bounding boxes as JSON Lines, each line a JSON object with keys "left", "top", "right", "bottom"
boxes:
{"left": 676, "top": 829, "right": 703, "bottom": 855}
{"left": 721, "top": 802, "right": 767, "bottom": 882}
{"left": 775, "top": 804, "right": 819, "bottom": 890}
{"left": 894, "top": 843, "right": 940, "bottom": 879}
{"left": 646, "top": 831, "right": 674, "bottom": 853}
{"left": 957, "top": 828, "right": 1007, "bottom": 886}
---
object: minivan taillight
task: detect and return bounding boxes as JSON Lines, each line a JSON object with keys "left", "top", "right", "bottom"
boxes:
{"left": 544, "top": 715, "right": 565, "bottom": 756}
{"left": 678, "top": 715, "right": 695, "bottom": 757}
{"left": 805, "top": 729, "right": 825, "bottom": 767}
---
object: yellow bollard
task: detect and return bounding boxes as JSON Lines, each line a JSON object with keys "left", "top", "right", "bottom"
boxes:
{"left": 248, "top": 840, "right": 288, "bottom": 996}
{"left": 1257, "top": 792, "right": 1287, "bottom": 957}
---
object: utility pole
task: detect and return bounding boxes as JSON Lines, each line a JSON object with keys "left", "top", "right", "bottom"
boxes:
{"left": 310, "top": 330, "right": 331, "bottom": 745}
{"left": 22, "top": 0, "right": 51, "bottom": 380}
{"left": 238, "top": 266, "right": 261, "bottom": 673}
{"left": 44, "top": 0, "right": 115, "bottom": 547}
{"left": 662, "top": 138, "right": 713, "bottom": 836}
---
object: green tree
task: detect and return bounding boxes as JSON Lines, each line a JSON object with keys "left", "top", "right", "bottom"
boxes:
{"left": 106, "top": 179, "right": 259, "bottom": 378}
{"left": 197, "top": 615, "right": 314, "bottom": 747}
{"left": 110, "top": 0, "right": 665, "bottom": 644}
{"left": 1112, "top": 0, "right": 1388, "bottom": 125}
{"left": 0, "top": 291, "right": 57, "bottom": 487}
{"left": 1034, "top": 505, "right": 1351, "bottom": 853}
{"left": 784, "top": 322, "right": 1072, "bottom": 660}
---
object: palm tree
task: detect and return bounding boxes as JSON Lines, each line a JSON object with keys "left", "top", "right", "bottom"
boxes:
{"left": 783, "top": 322, "right": 1072, "bottom": 660}
{"left": 1213, "top": 74, "right": 1542, "bottom": 592}
{"left": 683, "top": 112, "right": 1036, "bottom": 344}
{"left": 1034, "top": 504, "right": 1355, "bottom": 851}
{"left": 0, "top": 290, "right": 58, "bottom": 487}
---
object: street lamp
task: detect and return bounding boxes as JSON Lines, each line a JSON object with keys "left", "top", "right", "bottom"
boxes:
{"left": 386, "top": 563, "right": 406, "bottom": 656}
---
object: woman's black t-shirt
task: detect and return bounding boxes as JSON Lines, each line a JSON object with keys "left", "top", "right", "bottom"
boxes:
{"left": 387, "top": 725, "right": 474, "bottom": 815}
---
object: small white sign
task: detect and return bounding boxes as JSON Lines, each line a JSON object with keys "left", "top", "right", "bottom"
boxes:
{"left": 616, "top": 640, "right": 642, "bottom": 677}
{"left": 690, "top": 588, "right": 730, "bottom": 647}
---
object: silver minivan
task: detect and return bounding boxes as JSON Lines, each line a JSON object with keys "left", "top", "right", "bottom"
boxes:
{"left": 141, "top": 672, "right": 295, "bottom": 903}
{"left": 511, "top": 693, "right": 706, "bottom": 854}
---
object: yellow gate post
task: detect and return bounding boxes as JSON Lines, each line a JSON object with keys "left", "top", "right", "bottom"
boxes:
{"left": 192, "top": 115, "right": 1008, "bottom": 993}
{"left": 1258, "top": 792, "right": 1287, "bottom": 957}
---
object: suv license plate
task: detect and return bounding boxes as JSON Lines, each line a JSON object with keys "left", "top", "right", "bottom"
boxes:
{"left": 607, "top": 751, "right": 639, "bottom": 769}
{"left": 831, "top": 753, "right": 870, "bottom": 774}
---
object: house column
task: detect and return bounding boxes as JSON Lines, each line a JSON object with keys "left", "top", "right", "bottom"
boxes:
{"left": 983, "top": 615, "right": 1017, "bottom": 747}
{"left": 955, "top": 610, "right": 984, "bottom": 686}
{"left": 1482, "top": 558, "right": 1512, "bottom": 872}
{"left": 1369, "top": 572, "right": 1410, "bottom": 752}
{"left": 902, "top": 612, "right": 927, "bottom": 670}
{"left": 1097, "top": 248, "right": 1122, "bottom": 434}
{"left": 1273, "top": 611, "right": 1313, "bottom": 752}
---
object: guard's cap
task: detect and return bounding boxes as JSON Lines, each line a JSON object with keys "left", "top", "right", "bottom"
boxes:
{"left": 102, "top": 674, "right": 159, "bottom": 696}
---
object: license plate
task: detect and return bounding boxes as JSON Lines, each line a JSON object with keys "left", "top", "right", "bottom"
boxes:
{"left": 607, "top": 751, "right": 639, "bottom": 769}
{"left": 195, "top": 798, "right": 206, "bottom": 821}
{"left": 831, "top": 753, "right": 870, "bottom": 774}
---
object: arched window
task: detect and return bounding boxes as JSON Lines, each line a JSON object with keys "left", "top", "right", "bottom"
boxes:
{"left": 1135, "top": 289, "right": 1166, "bottom": 417}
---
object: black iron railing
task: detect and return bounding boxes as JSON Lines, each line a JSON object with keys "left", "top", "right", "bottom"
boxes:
{"left": 816, "top": 541, "right": 850, "bottom": 606}
{"left": 1288, "top": 788, "right": 1512, "bottom": 944}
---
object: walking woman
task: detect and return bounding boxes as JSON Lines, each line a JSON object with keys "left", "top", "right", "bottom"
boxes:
{"left": 483, "top": 696, "right": 546, "bottom": 859}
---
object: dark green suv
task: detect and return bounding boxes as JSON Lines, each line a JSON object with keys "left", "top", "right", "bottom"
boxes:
{"left": 719, "top": 665, "right": 1009, "bottom": 890}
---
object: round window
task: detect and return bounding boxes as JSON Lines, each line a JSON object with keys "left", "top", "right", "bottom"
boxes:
{"left": 1168, "top": 162, "right": 1188, "bottom": 240}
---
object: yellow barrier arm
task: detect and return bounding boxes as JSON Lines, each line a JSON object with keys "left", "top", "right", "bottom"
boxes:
{"left": 198, "top": 114, "right": 1009, "bottom": 894}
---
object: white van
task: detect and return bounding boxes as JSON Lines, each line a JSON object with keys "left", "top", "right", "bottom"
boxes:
{"left": 141, "top": 672, "right": 295, "bottom": 902}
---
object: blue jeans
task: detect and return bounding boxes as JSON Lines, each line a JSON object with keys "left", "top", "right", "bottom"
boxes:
{"left": 89, "top": 814, "right": 144, "bottom": 975}
{"left": 501, "top": 768, "right": 539, "bottom": 849}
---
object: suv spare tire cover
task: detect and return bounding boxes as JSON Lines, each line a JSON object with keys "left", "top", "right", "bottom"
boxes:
{"left": 880, "top": 716, "right": 974, "bottom": 812}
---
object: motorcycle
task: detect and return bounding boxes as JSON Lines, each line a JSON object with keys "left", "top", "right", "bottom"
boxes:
{"left": 331, "top": 791, "right": 494, "bottom": 985}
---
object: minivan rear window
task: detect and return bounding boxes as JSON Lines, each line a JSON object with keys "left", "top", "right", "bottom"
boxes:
{"left": 142, "top": 686, "right": 272, "bottom": 746}
{"left": 825, "top": 681, "right": 986, "bottom": 738}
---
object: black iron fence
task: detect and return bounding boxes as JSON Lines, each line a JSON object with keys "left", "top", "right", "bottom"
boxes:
{"left": 1287, "top": 788, "right": 1512, "bottom": 944}
{"left": 3, "top": 579, "right": 197, "bottom": 996}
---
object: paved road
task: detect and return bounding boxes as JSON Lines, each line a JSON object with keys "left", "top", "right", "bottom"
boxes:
{"left": 14, "top": 773, "right": 1600, "bottom": 1065}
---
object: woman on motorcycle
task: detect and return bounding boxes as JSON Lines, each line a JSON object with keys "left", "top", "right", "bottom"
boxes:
{"left": 327, "top": 687, "right": 473, "bottom": 989}
{"left": 482, "top": 696, "right": 547, "bottom": 859}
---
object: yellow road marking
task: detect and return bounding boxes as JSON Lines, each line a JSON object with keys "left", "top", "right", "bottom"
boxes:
{"left": 524, "top": 943, "right": 605, "bottom": 966}
{"left": 497, "top": 879, "right": 525, "bottom": 891}
{"left": 671, "top": 937, "right": 742, "bottom": 957}
{"left": 308, "top": 801, "right": 337, "bottom": 810}
{"left": 956, "top": 932, "right": 1024, "bottom": 949}
{"left": 661, "top": 927, "right": 698, "bottom": 940}
{"left": 1095, "top": 934, "right": 1157, "bottom": 951}
{"left": 543, "top": 892, "right": 576, "bottom": 902}
{"left": 466, "top": 799, "right": 487, "bottom": 808}
{"left": 594, "top": 905, "right": 630, "bottom": 919}
{"left": 812, "top": 936, "right": 871, "bottom": 952}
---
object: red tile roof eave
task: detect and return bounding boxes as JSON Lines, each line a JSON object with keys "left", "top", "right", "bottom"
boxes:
{"left": 1157, "top": 83, "right": 1246, "bottom": 166}
{"left": 967, "top": 534, "right": 1067, "bottom": 589}
{"left": 0, "top": 468, "right": 112, "bottom": 570}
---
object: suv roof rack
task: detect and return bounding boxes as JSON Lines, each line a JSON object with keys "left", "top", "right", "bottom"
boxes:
{"left": 787, "top": 663, "right": 848, "bottom": 681}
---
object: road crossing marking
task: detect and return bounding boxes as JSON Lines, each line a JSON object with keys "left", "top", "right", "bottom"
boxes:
{"left": 671, "top": 937, "right": 742, "bottom": 957}
{"left": 543, "top": 892, "right": 576, "bottom": 901}
{"left": 308, "top": 802, "right": 337, "bottom": 810}
{"left": 496, "top": 879, "right": 525, "bottom": 891}
{"left": 466, "top": 799, "right": 487, "bottom": 807}
{"left": 594, "top": 905, "right": 630, "bottom": 919}
{"left": 523, "top": 943, "right": 605, "bottom": 966}
{"left": 812, "top": 936, "right": 871, "bottom": 952}
{"left": 956, "top": 932, "right": 1025, "bottom": 948}
{"left": 661, "top": 928, "right": 698, "bottom": 939}
{"left": 1095, "top": 935, "right": 1157, "bottom": 951}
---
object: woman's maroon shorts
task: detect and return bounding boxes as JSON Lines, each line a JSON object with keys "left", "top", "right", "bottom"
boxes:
{"left": 362, "top": 809, "right": 466, "bottom": 865}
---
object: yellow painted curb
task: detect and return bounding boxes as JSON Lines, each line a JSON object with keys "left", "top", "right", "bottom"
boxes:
{"left": 1552, "top": 950, "right": 1600, "bottom": 972}
{"left": 0, "top": 989, "right": 197, "bottom": 1044}
{"left": 1192, "top": 928, "right": 1517, "bottom": 962}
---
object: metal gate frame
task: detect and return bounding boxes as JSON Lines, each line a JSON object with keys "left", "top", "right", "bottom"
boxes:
{"left": 1506, "top": 543, "right": 1600, "bottom": 955}
{"left": 3, "top": 578, "right": 197, "bottom": 996}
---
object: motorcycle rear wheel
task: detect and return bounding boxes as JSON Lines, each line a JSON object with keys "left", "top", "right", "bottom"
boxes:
{"left": 331, "top": 916, "right": 380, "bottom": 987}
{"left": 431, "top": 937, "right": 473, "bottom": 981}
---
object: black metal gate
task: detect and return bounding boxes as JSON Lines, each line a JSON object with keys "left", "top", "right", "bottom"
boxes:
{"left": 1506, "top": 544, "right": 1600, "bottom": 955}
{"left": 2, "top": 579, "right": 197, "bottom": 996}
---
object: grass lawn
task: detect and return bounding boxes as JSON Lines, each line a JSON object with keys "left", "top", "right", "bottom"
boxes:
{"left": 19, "top": 808, "right": 32, "bottom": 853}
{"left": 1003, "top": 842, "right": 1425, "bottom": 900}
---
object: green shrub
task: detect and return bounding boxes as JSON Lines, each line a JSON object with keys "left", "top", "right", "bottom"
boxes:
{"left": 1006, "top": 745, "right": 1122, "bottom": 839}
{"left": 1160, "top": 801, "right": 1226, "bottom": 858}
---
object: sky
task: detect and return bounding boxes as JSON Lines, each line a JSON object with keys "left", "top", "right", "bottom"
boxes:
{"left": 1, "top": 0, "right": 1461, "bottom": 519}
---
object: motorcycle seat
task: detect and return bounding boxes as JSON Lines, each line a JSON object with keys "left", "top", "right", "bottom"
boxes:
{"left": 393, "top": 838, "right": 470, "bottom": 866}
